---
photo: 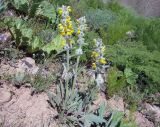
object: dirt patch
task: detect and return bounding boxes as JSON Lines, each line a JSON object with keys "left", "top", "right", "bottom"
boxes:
{"left": 0, "top": 81, "right": 57, "bottom": 127}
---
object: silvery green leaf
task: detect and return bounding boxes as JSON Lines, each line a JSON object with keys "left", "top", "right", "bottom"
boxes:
{"left": 98, "top": 102, "right": 106, "bottom": 117}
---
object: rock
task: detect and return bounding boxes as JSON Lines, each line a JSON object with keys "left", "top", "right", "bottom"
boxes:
{"left": 4, "top": 10, "right": 16, "bottom": 17}
{"left": 142, "top": 103, "right": 160, "bottom": 125}
{"left": 135, "top": 112, "right": 154, "bottom": 127}
{"left": 17, "top": 57, "right": 39, "bottom": 75}
{"left": 107, "top": 96, "right": 125, "bottom": 112}
{"left": 1, "top": 57, "right": 39, "bottom": 77}
{"left": 0, "top": 89, "right": 12, "bottom": 104}
{"left": 0, "top": 85, "right": 57, "bottom": 127}
{"left": 0, "top": 32, "right": 11, "bottom": 43}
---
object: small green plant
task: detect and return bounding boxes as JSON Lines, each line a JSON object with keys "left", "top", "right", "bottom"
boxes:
{"left": 107, "top": 67, "right": 126, "bottom": 96}
{"left": 10, "top": 72, "right": 30, "bottom": 87}
{"left": 31, "top": 73, "right": 56, "bottom": 92}
{"left": 124, "top": 68, "right": 138, "bottom": 86}
{"left": 121, "top": 86, "right": 144, "bottom": 112}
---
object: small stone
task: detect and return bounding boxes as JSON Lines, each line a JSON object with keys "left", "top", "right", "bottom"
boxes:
{"left": 0, "top": 32, "right": 11, "bottom": 43}
{"left": 17, "top": 57, "right": 39, "bottom": 75}
{"left": 108, "top": 96, "right": 125, "bottom": 112}
{"left": 0, "top": 89, "right": 12, "bottom": 104}
{"left": 135, "top": 112, "right": 154, "bottom": 127}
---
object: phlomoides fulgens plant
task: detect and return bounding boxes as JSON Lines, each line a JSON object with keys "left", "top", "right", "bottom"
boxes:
{"left": 48, "top": 5, "right": 122, "bottom": 127}
{"left": 91, "top": 38, "right": 110, "bottom": 91}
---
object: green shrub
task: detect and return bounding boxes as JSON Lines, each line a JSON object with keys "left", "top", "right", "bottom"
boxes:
{"left": 106, "top": 1, "right": 124, "bottom": 13}
{"left": 105, "top": 41, "right": 160, "bottom": 93}
{"left": 107, "top": 67, "right": 138, "bottom": 96}
{"left": 85, "top": 9, "right": 115, "bottom": 30}
{"left": 135, "top": 18, "right": 160, "bottom": 51}
{"left": 69, "top": 0, "right": 106, "bottom": 18}
{"left": 106, "top": 2, "right": 138, "bottom": 45}
{"left": 4, "top": 17, "right": 65, "bottom": 54}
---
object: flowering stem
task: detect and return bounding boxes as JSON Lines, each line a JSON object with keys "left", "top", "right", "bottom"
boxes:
{"left": 72, "top": 55, "right": 80, "bottom": 90}
{"left": 67, "top": 49, "right": 70, "bottom": 71}
{"left": 66, "top": 49, "right": 70, "bottom": 95}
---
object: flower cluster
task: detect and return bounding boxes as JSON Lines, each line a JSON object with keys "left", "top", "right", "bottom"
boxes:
{"left": 91, "top": 38, "right": 107, "bottom": 89}
{"left": 58, "top": 6, "right": 74, "bottom": 37}
{"left": 92, "top": 38, "right": 107, "bottom": 70}
{"left": 75, "top": 17, "right": 87, "bottom": 55}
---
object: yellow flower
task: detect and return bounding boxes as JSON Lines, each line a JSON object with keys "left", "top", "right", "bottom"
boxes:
{"left": 60, "top": 32, "right": 65, "bottom": 36}
{"left": 101, "top": 46, "right": 105, "bottom": 53}
{"left": 67, "top": 31, "right": 72, "bottom": 36}
{"left": 92, "top": 63, "right": 96, "bottom": 69}
{"left": 58, "top": 8, "right": 63, "bottom": 15}
{"left": 68, "top": 25, "right": 73, "bottom": 29}
{"left": 66, "top": 19, "right": 71, "bottom": 24}
{"left": 70, "top": 29, "right": 74, "bottom": 34}
{"left": 92, "top": 51, "right": 99, "bottom": 58}
{"left": 99, "top": 58, "right": 107, "bottom": 64}
{"left": 67, "top": 6, "right": 72, "bottom": 12}
{"left": 77, "top": 29, "right": 81, "bottom": 35}
{"left": 66, "top": 16, "right": 71, "bottom": 21}
{"left": 58, "top": 24, "right": 64, "bottom": 31}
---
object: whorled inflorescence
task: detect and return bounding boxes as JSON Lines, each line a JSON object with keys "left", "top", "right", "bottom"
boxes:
{"left": 75, "top": 16, "right": 87, "bottom": 56}
{"left": 57, "top": 5, "right": 74, "bottom": 50}
{"left": 91, "top": 38, "right": 108, "bottom": 89}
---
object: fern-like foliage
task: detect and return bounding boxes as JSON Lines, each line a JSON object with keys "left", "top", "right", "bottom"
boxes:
{"left": 105, "top": 41, "right": 160, "bottom": 92}
{"left": 0, "top": 0, "right": 6, "bottom": 13}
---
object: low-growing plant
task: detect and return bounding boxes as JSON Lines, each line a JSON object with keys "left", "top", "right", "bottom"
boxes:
{"left": 107, "top": 67, "right": 126, "bottom": 96}
{"left": 121, "top": 86, "right": 144, "bottom": 112}
{"left": 31, "top": 73, "right": 56, "bottom": 93}
{"left": 9, "top": 72, "right": 30, "bottom": 87}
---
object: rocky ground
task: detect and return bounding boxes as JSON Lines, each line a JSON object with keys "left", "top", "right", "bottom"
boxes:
{"left": 0, "top": 43, "right": 160, "bottom": 127}
{"left": 0, "top": 81, "right": 57, "bottom": 127}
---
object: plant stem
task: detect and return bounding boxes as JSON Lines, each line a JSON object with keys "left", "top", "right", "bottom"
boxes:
{"left": 72, "top": 55, "right": 80, "bottom": 90}
{"left": 66, "top": 49, "right": 70, "bottom": 96}
{"left": 67, "top": 49, "right": 70, "bottom": 71}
